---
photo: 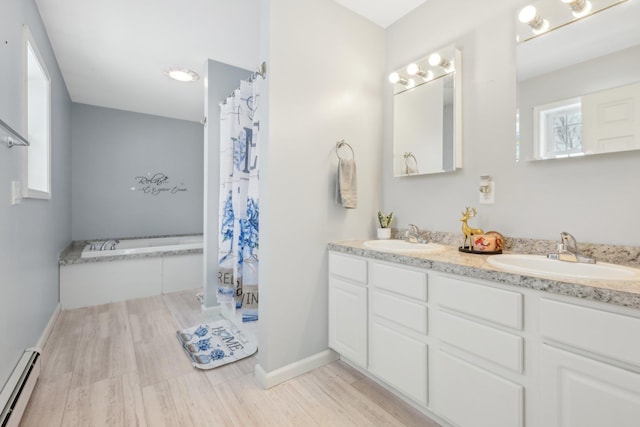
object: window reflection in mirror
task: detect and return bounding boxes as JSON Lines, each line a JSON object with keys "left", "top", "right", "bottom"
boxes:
{"left": 516, "top": 0, "right": 640, "bottom": 161}
{"left": 391, "top": 46, "right": 462, "bottom": 177}
{"left": 24, "top": 25, "right": 52, "bottom": 198}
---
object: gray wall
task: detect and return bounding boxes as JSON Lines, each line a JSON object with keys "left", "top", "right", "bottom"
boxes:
{"left": 257, "top": 0, "right": 384, "bottom": 374}
{"left": 203, "top": 59, "right": 252, "bottom": 307}
{"left": 0, "top": 0, "right": 71, "bottom": 388}
{"left": 71, "top": 103, "right": 203, "bottom": 240}
{"left": 384, "top": 0, "right": 640, "bottom": 246}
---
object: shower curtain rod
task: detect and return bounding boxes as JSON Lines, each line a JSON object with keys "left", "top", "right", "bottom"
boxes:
{"left": 219, "top": 62, "right": 267, "bottom": 106}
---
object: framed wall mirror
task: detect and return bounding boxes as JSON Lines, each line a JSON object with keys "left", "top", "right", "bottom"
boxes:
{"left": 390, "top": 45, "right": 462, "bottom": 176}
{"left": 516, "top": 0, "right": 640, "bottom": 161}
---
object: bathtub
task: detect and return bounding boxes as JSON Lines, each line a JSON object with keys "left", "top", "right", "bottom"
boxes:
{"left": 60, "top": 234, "right": 203, "bottom": 309}
{"left": 81, "top": 235, "right": 203, "bottom": 258}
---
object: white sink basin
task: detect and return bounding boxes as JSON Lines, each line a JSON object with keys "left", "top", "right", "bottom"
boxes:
{"left": 363, "top": 240, "right": 443, "bottom": 253}
{"left": 487, "top": 254, "right": 640, "bottom": 281}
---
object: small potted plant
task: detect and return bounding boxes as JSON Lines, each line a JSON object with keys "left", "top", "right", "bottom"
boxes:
{"left": 377, "top": 211, "right": 393, "bottom": 239}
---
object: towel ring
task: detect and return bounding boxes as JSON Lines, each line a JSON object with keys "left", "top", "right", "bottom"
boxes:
{"left": 404, "top": 152, "right": 418, "bottom": 175}
{"left": 336, "top": 140, "right": 355, "bottom": 160}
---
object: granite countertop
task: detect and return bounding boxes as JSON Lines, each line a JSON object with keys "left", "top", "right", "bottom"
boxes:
{"left": 59, "top": 235, "right": 203, "bottom": 266}
{"left": 328, "top": 240, "right": 640, "bottom": 310}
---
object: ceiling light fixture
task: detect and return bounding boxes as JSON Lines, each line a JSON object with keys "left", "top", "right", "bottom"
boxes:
{"left": 518, "top": 5, "right": 550, "bottom": 35}
{"left": 165, "top": 67, "right": 200, "bottom": 82}
{"left": 561, "top": 0, "right": 593, "bottom": 18}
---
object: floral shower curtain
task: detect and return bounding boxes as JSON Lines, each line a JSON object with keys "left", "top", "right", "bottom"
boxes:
{"left": 218, "top": 78, "right": 260, "bottom": 322}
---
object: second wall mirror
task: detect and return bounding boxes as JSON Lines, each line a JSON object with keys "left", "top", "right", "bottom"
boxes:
{"left": 516, "top": 0, "right": 640, "bottom": 161}
{"left": 390, "top": 45, "right": 462, "bottom": 177}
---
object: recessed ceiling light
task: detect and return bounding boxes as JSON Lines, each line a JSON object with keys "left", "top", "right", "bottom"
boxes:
{"left": 165, "top": 67, "right": 200, "bottom": 82}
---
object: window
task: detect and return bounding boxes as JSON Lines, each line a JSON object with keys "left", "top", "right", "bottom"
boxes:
{"left": 24, "top": 26, "right": 51, "bottom": 199}
{"left": 534, "top": 98, "right": 583, "bottom": 159}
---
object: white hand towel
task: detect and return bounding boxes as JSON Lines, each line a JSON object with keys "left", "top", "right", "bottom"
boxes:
{"left": 338, "top": 158, "right": 357, "bottom": 209}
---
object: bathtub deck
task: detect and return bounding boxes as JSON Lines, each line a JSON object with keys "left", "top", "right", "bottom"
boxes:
{"left": 20, "top": 289, "right": 439, "bottom": 427}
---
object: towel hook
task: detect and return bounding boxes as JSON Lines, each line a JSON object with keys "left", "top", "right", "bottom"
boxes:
{"left": 335, "top": 139, "right": 355, "bottom": 160}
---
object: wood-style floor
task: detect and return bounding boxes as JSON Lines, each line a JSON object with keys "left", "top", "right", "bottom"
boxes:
{"left": 20, "top": 289, "right": 440, "bottom": 427}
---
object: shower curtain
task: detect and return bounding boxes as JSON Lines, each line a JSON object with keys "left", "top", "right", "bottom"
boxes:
{"left": 218, "top": 78, "right": 260, "bottom": 322}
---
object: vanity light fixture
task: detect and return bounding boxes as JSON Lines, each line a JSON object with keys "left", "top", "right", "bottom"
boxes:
{"left": 428, "top": 53, "right": 454, "bottom": 73}
{"left": 164, "top": 67, "right": 200, "bottom": 82}
{"left": 561, "top": 0, "right": 593, "bottom": 18}
{"left": 406, "top": 63, "right": 434, "bottom": 81}
{"left": 519, "top": 5, "right": 550, "bottom": 34}
{"left": 389, "top": 72, "right": 416, "bottom": 88}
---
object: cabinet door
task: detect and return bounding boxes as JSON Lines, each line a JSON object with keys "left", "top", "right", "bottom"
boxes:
{"left": 540, "top": 344, "right": 640, "bottom": 427}
{"left": 434, "top": 350, "right": 523, "bottom": 427}
{"left": 328, "top": 277, "right": 367, "bottom": 368}
{"left": 369, "top": 321, "right": 428, "bottom": 406}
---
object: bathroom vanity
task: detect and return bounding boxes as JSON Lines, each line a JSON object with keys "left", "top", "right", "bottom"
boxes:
{"left": 328, "top": 241, "right": 640, "bottom": 427}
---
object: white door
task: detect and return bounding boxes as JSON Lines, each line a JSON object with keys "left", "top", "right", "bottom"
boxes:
{"left": 582, "top": 81, "right": 640, "bottom": 154}
{"left": 328, "top": 277, "right": 367, "bottom": 368}
{"left": 433, "top": 350, "right": 523, "bottom": 427}
{"left": 369, "top": 320, "right": 428, "bottom": 405}
{"left": 540, "top": 344, "right": 640, "bottom": 427}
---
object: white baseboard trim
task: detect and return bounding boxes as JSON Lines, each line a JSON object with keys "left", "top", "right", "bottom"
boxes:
{"left": 200, "top": 304, "right": 221, "bottom": 317}
{"left": 254, "top": 349, "right": 340, "bottom": 389}
{"left": 36, "top": 303, "right": 61, "bottom": 351}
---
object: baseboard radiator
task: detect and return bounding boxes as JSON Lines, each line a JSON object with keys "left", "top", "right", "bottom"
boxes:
{"left": 0, "top": 348, "right": 41, "bottom": 427}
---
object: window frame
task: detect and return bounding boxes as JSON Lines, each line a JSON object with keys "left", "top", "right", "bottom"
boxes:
{"left": 23, "top": 25, "right": 52, "bottom": 200}
{"left": 534, "top": 97, "right": 584, "bottom": 160}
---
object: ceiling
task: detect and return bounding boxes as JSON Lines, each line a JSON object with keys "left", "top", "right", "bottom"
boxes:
{"left": 35, "top": 0, "right": 427, "bottom": 123}
{"left": 333, "top": 0, "right": 429, "bottom": 28}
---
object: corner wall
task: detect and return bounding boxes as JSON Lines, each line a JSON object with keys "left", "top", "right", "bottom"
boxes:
{"left": 384, "top": 0, "right": 640, "bottom": 246}
{"left": 257, "top": 0, "right": 384, "bottom": 376}
{"left": 71, "top": 103, "right": 203, "bottom": 240}
{"left": 0, "top": 0, "right": 71, "bottom": 388}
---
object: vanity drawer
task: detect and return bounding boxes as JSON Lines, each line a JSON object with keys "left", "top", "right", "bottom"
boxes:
{"left": 540, "top": 298, "right": 640, "bottom": 366}
{"left": 436, "top": 276, "right": 523, "bottom": 330}
{"left": 371, "top": 262, "right": 427, "bottom": 301}
{"left": 373, "top": 290, "right": 428, "bottom": 335}
{"left": 438, "top": 310, "right": 523, "bottom": 372}
{"left": 329, "top": 252, "right": 367, "bottom": 284}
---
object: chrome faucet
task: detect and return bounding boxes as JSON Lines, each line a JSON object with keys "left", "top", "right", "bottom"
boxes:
{"left": 405, "top": 224, "right": 424, "bottom": 243}
{"left": 547, "top": 232, "right": 595, "bottom": 264}
{"left": 100, "top": 239, "right": 119, "bottom": 251}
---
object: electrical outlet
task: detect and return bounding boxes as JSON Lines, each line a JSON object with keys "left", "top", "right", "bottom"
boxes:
{"left": 479, "top": 181, "right": 495, "bottom": 204}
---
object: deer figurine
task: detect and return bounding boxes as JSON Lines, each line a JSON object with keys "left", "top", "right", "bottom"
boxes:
{"left": 460, "top": 207, "right": 484, "bottom": 249}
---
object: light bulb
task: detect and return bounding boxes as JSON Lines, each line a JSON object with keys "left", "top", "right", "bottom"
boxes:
{"left": 566, "top": 0, "right": 592, "bottom": 17}
{"left": 518, "top": 5, "right": 537, "bottom": 23}
{"left": 424, "top": 70, "right": 434, "bottom": 81}
{"left": 532, "top": 19, "right": 549, "bottom": 34}
{"left": 388, "top": 72, "right": 400, "bottom": 84}
{"left": 428, "top": 53, "right": 442, "bottom": 67}
{"left": 406, "top": 79, "right": 416, "bottom": 89}
{"left": 406, "top": 63, "right": 419, "bottom": 76}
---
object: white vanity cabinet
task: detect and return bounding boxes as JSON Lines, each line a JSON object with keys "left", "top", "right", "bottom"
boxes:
{"left": 369, "top": 262, "right": 429, "bottom": 406}
{"left": 328, "top": 253, "right": 368, "bottom": 368}
{"left": 327, "top": 248, "right": 640, "bottom": 426}
{"left": 538, "top": 298, "right": 640, "bottom": 427}
{"left": 431, "top": 275, "right": 525, "bottom": 427}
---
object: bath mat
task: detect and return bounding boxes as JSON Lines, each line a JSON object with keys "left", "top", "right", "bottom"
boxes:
{"left": 176, "top": 319, "right": 257, "bottom": 370}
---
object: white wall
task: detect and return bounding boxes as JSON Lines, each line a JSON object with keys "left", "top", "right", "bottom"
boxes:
{"left": 384, "top": 0, "right": 640, "bottom": 246}
{"left": 71, "top": 103, "right": 203, "bottom": 240}
{"left": 0, "top": 0, "right": 71, "bottom": 389}
{"left": 257, "top": 0, "right": 384, "bottom": 374}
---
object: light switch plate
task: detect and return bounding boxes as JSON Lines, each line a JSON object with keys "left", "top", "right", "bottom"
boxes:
{"left": 11, "top": 181, "right": 22, "bottom": 205}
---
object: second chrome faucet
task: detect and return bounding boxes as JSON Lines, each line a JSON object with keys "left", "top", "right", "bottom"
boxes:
{"left": 547, "top": 232, "right": 595, "bottom": 264}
